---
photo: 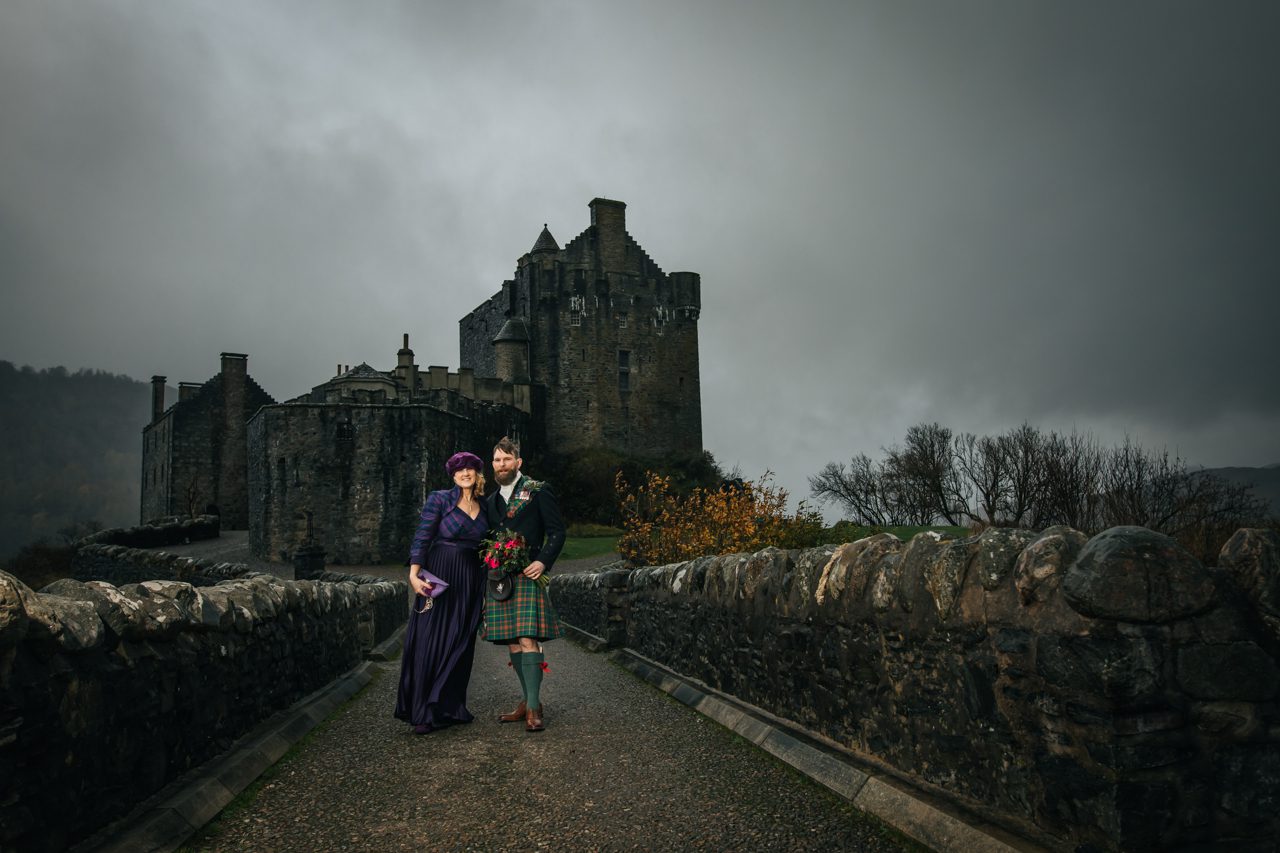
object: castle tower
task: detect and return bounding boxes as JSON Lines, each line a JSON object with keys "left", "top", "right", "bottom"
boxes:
{"left": 459, "top": 198, "right": 702, "bottom": 459}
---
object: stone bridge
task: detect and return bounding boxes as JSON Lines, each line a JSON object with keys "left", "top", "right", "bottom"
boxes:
{"left": 2, "top": 520, "right": 1278, "bottom": 851}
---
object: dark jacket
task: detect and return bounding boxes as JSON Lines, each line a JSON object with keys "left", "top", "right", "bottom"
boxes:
{"left": 485, "top": 474, "right": 566, "bottom": 572}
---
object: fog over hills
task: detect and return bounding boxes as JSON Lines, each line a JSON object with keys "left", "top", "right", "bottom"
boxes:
{"left": 1202, "top": 466, "right": 1280, "bottom": 517}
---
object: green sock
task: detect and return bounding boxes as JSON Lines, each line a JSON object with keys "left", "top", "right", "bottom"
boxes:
{"left": 522, "top": 652, "right": 545, "bottom": 710}
{"left": 509, "top": 651, "right": 527, "bottom": 698}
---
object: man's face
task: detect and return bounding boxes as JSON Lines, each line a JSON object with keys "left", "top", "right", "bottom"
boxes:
{"left": 492, "top": 449, "right": 521, "bottom": 486}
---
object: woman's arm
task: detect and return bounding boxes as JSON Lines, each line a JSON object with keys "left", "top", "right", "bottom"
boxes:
{"left": 408, "top": 492, "right": 444, "bottom": 594}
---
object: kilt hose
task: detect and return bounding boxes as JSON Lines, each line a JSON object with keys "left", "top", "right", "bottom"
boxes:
{"left": 483, "top": 573, "right": 565, "bottom": 643}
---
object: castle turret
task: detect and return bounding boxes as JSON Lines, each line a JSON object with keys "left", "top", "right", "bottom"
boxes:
{"left": 151, "top": 376, "right": 166, "bottom": 424}
{"left": 671, "top": 271, "right": 701, "bottom": 318}
{"left": 531, "top": 224, "right": 559, "bottom": 255}
{"left": 493, "top": 317, "right": 531, "bottom": 383}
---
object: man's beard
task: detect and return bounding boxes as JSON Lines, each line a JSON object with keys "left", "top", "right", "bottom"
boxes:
{"left": 494, "top": 468, "right": 518, "bottom": 486}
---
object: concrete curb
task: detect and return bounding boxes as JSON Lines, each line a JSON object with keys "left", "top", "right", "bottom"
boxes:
{"left": 75, "top": 661, "right": 382, "bottom": 853}
{"left": 367, "top": 622, "right": 408, "bottom": 661}
{"left": 560, "top": 621, "right": 614, "bottom": 653}
{"left": 610, "top": 648, "right": 1051, "bottom": 853}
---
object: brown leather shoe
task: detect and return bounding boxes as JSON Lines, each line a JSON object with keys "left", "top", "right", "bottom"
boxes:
{"left": 525, "top": 706, "right": 544, "bottom": 732}
{"left": 498, "top": 700, "right": 526, "bottom": 723}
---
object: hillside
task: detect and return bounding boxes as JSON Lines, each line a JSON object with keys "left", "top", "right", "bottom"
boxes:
{"left": 1202, "top": 465, "right": 1280, "bottom": 518}
{"left": 0, "top": 361, "right": 163, "bottom": 560}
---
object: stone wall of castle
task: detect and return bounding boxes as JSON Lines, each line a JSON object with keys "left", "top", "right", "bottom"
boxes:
{"left": 0, "top": 564, "right": 405, "bottom": 851}
{"left": 458, "top": 287, "right": 507, "bottom": 378}
{"left": 548, "top": 526, "right": 1280, "bottom": 851}
{"left": 247, "top": 399, "right": 532, "bottom": 564}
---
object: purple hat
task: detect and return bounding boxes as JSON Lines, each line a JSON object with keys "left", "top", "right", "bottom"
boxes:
{"left": 445, "top": 451, "right": 483, "bottom": 476}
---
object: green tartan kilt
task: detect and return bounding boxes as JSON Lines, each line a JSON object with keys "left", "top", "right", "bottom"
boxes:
{"left": 483, "top": 574, "right": 565, "bottom": 643}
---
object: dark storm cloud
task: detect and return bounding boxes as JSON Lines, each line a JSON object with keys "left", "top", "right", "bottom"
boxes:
{"left": 2, "top": 0, "right": 1277, "bottom": 512}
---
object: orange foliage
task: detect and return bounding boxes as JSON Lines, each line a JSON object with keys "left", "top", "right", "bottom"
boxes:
{"left": 615, "top": 471, "right": 825, "bottom": 566}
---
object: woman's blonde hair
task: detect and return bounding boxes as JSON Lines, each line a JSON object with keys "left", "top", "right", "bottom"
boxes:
{"left": 473, "top": 472, "right": 486, "bottom": 497}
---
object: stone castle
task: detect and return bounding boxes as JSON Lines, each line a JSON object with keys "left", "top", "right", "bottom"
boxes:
{"left": 141, "top": 198, "right": 702, "bottom": 563}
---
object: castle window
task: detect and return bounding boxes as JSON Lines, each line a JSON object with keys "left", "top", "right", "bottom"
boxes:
{"left": 618, "top": 350, "right": 630, "bottom": 393}
{"left": 336, "top": 420, "right": 354, "bottom": 443}
{"left": 618, "top": 312, "right": 628, "bottom": 329}
{"left": 570, "top": 309, "right": 582, "bottom": 327}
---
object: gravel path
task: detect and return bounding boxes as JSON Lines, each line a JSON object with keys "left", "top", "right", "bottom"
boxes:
{"left": 186, "top": 636, "right": 914, "bottom": 852}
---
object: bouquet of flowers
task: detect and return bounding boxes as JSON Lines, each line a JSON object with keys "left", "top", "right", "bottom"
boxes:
{"left": 480, "top": 531, "right": 549, "bottom": 588}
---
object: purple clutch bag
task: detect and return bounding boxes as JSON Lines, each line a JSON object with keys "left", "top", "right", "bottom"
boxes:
{"left": 414, "top": 569, "right": 449, "bottom": 613}
{"left": 418, "top": 569, "right": 449, "bottom": 598}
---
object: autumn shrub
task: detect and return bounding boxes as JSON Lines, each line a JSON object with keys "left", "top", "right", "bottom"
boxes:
{"left": 615, "top": 470, "right": 826, "bottom": 565}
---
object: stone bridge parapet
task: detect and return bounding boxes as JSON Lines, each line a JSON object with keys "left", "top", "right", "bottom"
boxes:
{"left": 549, "top": 525, "right": 1280, "bottom": 851}
{"left": 0, "top": 557, "right": 406, "bottom": 851}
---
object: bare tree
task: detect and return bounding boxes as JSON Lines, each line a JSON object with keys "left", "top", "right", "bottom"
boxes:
{"left": 809, "top": 454, "right": 919, "bottom": 526}
{"left": 1040, "top": 430, "right": 1105, "bottom": 531}
{"left": 885, "top": 423, "right": 968, "bottom": 525}
{"left": 1100, "top": 436, "right": 1155, "bottom": 528}
{"left": 998, "top": 423, "right": 1046, "bottom": 527}
{"left": 956, "top": 432, "right": 1008, "bottom": 525}
{"left": 811, "top": 421, "right": 1273, "bottom": 561}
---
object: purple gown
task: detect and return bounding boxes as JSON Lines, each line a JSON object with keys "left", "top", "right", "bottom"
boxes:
{"left": 394, "top": 489, "right": 488, "bottom": 731}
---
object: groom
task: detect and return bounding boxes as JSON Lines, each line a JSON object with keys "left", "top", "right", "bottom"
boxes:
{"left": 484, "top": 436, "right": 566, "bottom": 732}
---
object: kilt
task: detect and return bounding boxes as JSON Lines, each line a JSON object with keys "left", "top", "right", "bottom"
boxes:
{"left": 483, "top": 574, "right": 564, "bottom": 643}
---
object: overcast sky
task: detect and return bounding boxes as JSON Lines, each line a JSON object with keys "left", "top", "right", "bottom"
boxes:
{"left": 3, "top": 0, "right": 1278, "bottom": 514}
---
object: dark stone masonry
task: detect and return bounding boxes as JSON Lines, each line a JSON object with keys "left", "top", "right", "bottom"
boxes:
{"left": 549, "top": 526, "right": 1280, "bottom": 852}
{"left": 247, "top": 398, "right": 529, "bottom": 565}
{"left": 0, "top": 546, "right": 406, "bottom": 851}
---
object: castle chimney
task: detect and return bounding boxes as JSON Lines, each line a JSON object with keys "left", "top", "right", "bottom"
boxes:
{"left": 220, "top": 352, "right": 248, "bottom": 381}
{"left": 396, "top": 333, "right": 417, "bottom": 397}
{"left": 589, "top": 198, "right": 627, "bottom": 271}
{"left": 151, "top": 376, "right": 166, "bottom": 424}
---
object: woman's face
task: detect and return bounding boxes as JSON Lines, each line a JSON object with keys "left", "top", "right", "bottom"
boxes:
{"left": 453, "top": 467, "right": 478, "bottom": 489}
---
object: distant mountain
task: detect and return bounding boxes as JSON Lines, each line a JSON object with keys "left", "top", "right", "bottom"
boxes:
{"left": 1202, "top": 466, "right": 1280, "bottom": 518}
{"left": 0, "top": 361, "right": 166, "bottom": 561}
